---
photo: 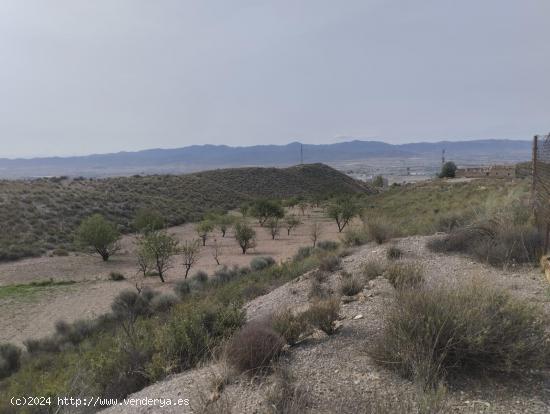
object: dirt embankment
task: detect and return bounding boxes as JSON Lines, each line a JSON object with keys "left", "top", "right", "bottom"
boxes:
{"left": 102, "top": 236, "right": 550, "bottom": 414}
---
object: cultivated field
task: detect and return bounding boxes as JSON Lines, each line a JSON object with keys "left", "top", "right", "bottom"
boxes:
{"left": 0, "top": 207, "right": 352, "bottom": 346}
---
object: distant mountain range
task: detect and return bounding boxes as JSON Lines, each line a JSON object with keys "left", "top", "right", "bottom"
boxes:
{"left": 0, "top": 139, "right": 532, "bottom": 178}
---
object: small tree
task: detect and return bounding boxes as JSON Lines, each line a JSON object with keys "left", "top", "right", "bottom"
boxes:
{"left": 284, "top": 214, "right": 301, "bottom": 236}
{"left": 211, "top": 238, "right": 222, "bottom": 265}
{"left": 196, "top": 220, "right": 214, "bottom": 246}
{"left": 181, "top": 239, "right": 201, "bottom": 278}
{"left": 250, "top": 199, "right": 285, "bottom": 226}
{"left": 75, "top": 214, "right": 120, "bottom": 261}
{"left": 439, "top": 161, "right": 457, "bottom": 178}
{"left": 266, "top": 217, "right": 281, "bottom": 240}
{"left": 133, "top": 208, "right": 165, "bottom": 234}
{"left": 310, "top": 222, "right": 322, "bottom": 248}
{"left": 326, "top": 198, "right": 360, "bottom": 233}
{"left": 298, "top": 201, "right": 309, "bottom": 217}
{"left": 216, "top": 214, "right": 235, "bottom": 237}
{"left": 234, "top": 221, "right": 256, "bottom": 254}
{"left": 372, "top": 175, "right": 385, "bottom": 188}
{"left": 136, "top": 230, "right": 179, "bottom": 283}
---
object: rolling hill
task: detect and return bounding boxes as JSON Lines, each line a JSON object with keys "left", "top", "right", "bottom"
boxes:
{"left": 0, "top": 163, "right": 369, "bottom": 261}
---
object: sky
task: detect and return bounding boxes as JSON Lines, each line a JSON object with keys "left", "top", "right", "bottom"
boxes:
{"left": 0, "top": 0, "right": 549, "bottom": 158}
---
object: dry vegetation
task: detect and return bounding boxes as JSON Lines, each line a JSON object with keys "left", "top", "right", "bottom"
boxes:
{"left": 0, "top": 164, "right": 367, "bottom": 261}
{"left": 2, "top": 171, "right": 549, "bottom": 413}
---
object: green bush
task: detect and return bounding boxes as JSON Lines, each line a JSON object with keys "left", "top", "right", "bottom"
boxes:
{"left": 226, "top": 322, "right": 285, "bottom": 374}
{"left": 174, "top": 280, "right": 192, "bottom": 298}
{"left": 385, "top": 262, "right": 424, "bottom": 290}
{"left": 316, "top": 240, "right": 339, "bottom": 251}
{"left": 250, "top": 256, "right": 276, "bottom": 271}
{"left": 293, "top": 246, "right": 314, "bottom": 261}
{"left": 374, "top": 281, "right": 550, "bottom": 387}
{"left": 109, "top": 272, "right": 125, "bottom": 281}
{"left": 150, "top": 293, "right": 179, "bottom": 313}
{"left": 0, "top": 343, "right": 21, "bottom": 379}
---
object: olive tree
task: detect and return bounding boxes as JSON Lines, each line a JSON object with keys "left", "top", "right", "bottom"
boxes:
{"left": 326, "top": 198, "right": 360, "bottom": 233}
{"left": 234, "top": 221, "right": 256, "bottom": 254}
{"left": 215, "top": 214, "right": 236, "bottom": 237}
{"left": 196, "top": 220, "right": 214, "bottom": 246}
{"left": 75, "top": 214, "right": 120, "bottom": 261}
{"left": 266, "top": 217, "right": 281, "bottom": 240}
{"left": 136, "top": 230, "right": 179, "bottom": 283}
{"left": 284, "top": 214, "right": 301, "bottom": 236}
{"left": 249, "top": 199, "right": 284, "bottom": 226}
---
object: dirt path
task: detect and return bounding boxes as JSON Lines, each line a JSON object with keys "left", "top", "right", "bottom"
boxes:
{"left": 103, "top": 236, "right": 550, "bottom": 414}
{"left": 0, "top": 210, "right": 353, "bottom": 346}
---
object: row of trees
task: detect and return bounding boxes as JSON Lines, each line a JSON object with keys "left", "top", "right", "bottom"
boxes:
{"left": 74, "top": 196, "right": 363, "bottom": 281}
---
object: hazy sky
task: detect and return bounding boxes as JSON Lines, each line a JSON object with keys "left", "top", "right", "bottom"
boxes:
{"left": 0, "top": 1, "right": 549, "bottom": 158}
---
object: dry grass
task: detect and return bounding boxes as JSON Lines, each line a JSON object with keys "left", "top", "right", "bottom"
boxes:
{"left": 373, "top": 279, "right": 550, "bottom": 387}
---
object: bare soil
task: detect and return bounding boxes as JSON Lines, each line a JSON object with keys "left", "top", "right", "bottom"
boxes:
{"left": 102, "top": 236, "right": 550, "bottom": 414}
{"left": 0, "top": 209, "right": 351, "bottom": 346}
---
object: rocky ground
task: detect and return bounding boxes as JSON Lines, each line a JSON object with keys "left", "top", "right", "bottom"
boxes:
{"left": 101, "top": 235, "right": 550, "bottom": 414}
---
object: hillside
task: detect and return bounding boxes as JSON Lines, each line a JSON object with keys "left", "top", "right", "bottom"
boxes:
{"left": 0, "top": 139, "right": 532, "bottom": 178}
{"left": 0, "top": 163, "right": 369, "bottom": 261}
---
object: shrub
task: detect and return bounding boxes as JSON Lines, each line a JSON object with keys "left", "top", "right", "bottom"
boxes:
{"left": 316, "top": 240, "right": 339, "bottom": 251}
{"left": 342, "top": 226, "right": 369, "bottom": 247}
{"left": 363, "top": 259, "right": 385, "bottom": 281}
{"left": 150, "top": 293, "right": 179, "bottom": 313}
{"left": 294, "top": 246, "right": 314, "bottom": 261}
{"left": 160, "top": 303, "right": 245, "bottom": 372}
{"left": 52, "top": 248, "right": 69, "bottom": 257}
{"left": 340, "top": 274, "right": 364, "bottom": 296}
{"left": 250, "top": 256, "right": 276, "bottom": 271}
{"left": 319, "top": 255, "right": 341, "bottom": 272}
{"left": 24, "top": 337, "right": 60, "bottom": 354}
{"left": 308, "top": 279, "right": 331, "bottom": 300}
{"left": 366, "top": 218, "right": 394, "bottom": 244}
{"left": 373, "top": 281, "right": 550, "bottom": 387}
{"left": 386, "top": 245, "right": 403, "bottom": 260}
{"left": 109, "top": 271, "right": 125, "bottom": 281}
{"left": 174, "top": 280, "right": 192, "bottom": 298}
{"left": 111, "top": 290, "right": 152, "bottom": 321}
{"left": 266, "top": 366, "right": 308, "bottom": 414}
{"left": 271, "top": 309, "right": 310, "bottom": 346}
{"left": 0, "top": 343, "right": 21, "bottom": 379}
{"left": 193, "top": 270, "right": 209, "bottom": 284}
{"left": 427, "top": 224, "right": 544, "bottom": 267}
{"left": 226, "top": 322, "right": 285, "bottom": 374}
{"left": 304, "top": 298, "right": 340, "bottom": 335}
{"left": 213, "top": 266, "right": 240, "bottom": 284}
{"left": 385, "top": 262, "right": 424, "bottom": 290}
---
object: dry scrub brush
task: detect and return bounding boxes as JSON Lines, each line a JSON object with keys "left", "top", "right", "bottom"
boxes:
{"left": 373, "top": 279, "right": 550, "bottom": 388}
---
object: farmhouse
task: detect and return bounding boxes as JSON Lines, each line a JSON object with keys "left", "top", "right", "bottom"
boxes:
{"left": 455, "top": 165, "right": 516, "bottom": 178}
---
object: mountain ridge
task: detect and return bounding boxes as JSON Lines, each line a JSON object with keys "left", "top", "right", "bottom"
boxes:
{"left": 0, "top": 139, "right": 532, "bottom": 178}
